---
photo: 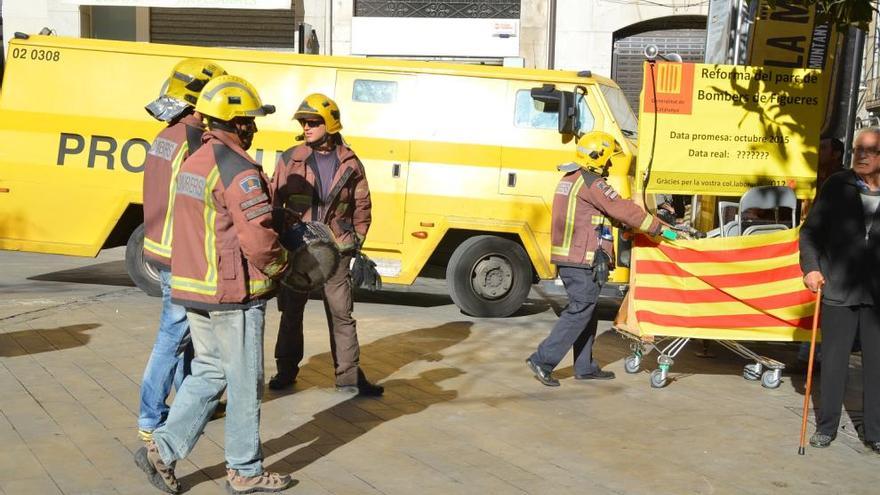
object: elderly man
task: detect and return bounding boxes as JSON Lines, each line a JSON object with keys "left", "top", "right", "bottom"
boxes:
{"left": 800, "top": 128, "right": 880, "bottom": 453}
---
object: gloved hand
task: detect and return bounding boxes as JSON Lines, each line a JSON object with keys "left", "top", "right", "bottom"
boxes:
{"left": 272, "top": 207, "right": 301, "bottom": 233}
{"left": 351, "top": 250, "right": 382, "bottom": 291}
{"left": 660, "top": 228, "right": 678, "bottom": 241}
{"left": 591, "top": 247, "right": 611, "bottom": 287}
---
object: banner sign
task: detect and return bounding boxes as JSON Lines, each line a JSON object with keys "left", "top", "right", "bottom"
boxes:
{"left": 747, "top": 0, "right": 840, "bottom": 135}
{"left": 636, "top": 61, "right": 822, "bottom": 197}
{"left": 62, "top": 1, "right": 290, "bottom": 8}
{"left": 749, "top": 0, "right": 833, "bottom": 70}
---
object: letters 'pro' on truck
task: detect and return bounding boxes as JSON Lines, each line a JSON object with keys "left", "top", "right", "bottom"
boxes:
{"left": 0, "top": 35, "right": 638, "bottom": 317}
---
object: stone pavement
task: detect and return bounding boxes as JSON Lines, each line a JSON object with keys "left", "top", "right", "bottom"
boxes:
{"left": 0, "top": 249, "right": 876, "bottom": 494}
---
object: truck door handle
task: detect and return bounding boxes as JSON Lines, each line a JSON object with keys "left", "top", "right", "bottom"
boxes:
{"left": 392, "top": 163, "right": 401, "bottom": 178}
{"left": 507, "top": 172, "right": 517, "bottom": 187}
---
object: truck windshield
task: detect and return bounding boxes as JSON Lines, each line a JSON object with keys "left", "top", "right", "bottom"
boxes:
{"left": 599, "top": 84, "right": 638, "bottom": 138}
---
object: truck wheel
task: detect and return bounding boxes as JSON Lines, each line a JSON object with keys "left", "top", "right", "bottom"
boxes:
{"left": 125, "top": 223, "right": 162, "bottom": 297}
{"left": 446, "top": 235, "right": 532, "bottom": 317}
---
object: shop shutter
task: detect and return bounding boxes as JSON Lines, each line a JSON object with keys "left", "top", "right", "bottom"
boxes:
{"left": 150, "top": 4, "right": 296, "bottom": 50}
{"left": 612, "top": 28, "right": 707, "bottom": 115}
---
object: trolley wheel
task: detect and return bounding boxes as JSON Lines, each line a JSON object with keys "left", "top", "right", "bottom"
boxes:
{"left": 624, "top": 355, "right": 641, "bottom": 374}
{"left": 761, "top": 369, "right": 782, "bottom": 389}
{"left": 743, "top": 363, "right": 763, "bottom": 381}
{"left": 650, "top": 369, "right": 667, "bottom": 388}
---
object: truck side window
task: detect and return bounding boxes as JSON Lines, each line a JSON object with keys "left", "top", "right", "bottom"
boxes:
{"left": 353, "top": 80, "right": 398, "bottom": 104}
{"left": 515, "top": 90, "right": 594, "bottom": 132}
{"left": 575, "top": 94, "right": 595, "bottom": 134}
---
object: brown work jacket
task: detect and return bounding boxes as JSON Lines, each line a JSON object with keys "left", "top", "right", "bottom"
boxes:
{"left": 170, "top": 131, "right": 287, "bottom": 310}
{"left": 142, "top": 113, "right": 204, "bottom": 268}
{"left": 551, "top": 168, "right": 661, "bottom": 268}
{"left": 270, "top": 142, "right": 371, "bottom": 252}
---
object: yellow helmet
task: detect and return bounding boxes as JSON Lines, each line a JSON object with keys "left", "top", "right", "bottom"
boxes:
{"left": 575, "top": 131, "right": 620, "bottom": 170}
{"left": 293, "top": 93, "right": 342, "bottom": 134}
{"left": 146, "top": 58, "right": 226, "bottom": 122}
{"left": 195, "top": 75, "right": 276, "bottom": 122}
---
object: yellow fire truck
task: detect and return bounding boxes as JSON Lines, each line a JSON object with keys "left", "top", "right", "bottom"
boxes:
{"left": 0, "top": 34, "right": 639, "bottom": 317}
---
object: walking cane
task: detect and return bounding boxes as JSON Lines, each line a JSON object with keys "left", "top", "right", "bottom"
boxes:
{"left": 798, "top": 284, "right": 823, "bottom": 455}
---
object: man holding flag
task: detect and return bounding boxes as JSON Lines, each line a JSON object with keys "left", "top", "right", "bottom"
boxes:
{"left": 526, "top": 131, "right": 672, "bottom": 387}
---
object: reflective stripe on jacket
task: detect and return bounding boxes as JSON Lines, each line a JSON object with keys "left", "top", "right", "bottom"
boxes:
{"left": 550, "top": 169, "right": 661, "bottom": 268}
{"left": 142, "top": 113, "right": 204, "bottom": 268}
{"left": 270, "top": 143, "right": 371, "bottom": 252}
{"left": 170, "top": 131, "right": 288, "bottom": 310}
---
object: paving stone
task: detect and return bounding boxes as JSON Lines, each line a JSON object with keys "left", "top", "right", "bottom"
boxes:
{"left": 2, "top": 249, "right": 879, "bottom": 494}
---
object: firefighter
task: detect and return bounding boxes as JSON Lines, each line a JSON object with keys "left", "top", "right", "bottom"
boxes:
{"left": 526, "top": 131, "right": 676, "bottom": 387}
{"left": 135, "top": 75, "right": 294, "bottom": 494}
{"left": 138, "top": 58, "right": 225, "bottom": 443}
{"left": 268, "top": 93, "right": 383, "bottom": 396}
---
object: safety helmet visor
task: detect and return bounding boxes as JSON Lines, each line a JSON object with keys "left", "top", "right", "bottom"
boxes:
{"left": 145, "top": 95, "right": 191, "bottom": 122}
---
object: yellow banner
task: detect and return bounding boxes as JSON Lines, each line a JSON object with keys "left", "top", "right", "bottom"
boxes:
{"left": 636, "top": 61, "right": 822, "bottom": 198}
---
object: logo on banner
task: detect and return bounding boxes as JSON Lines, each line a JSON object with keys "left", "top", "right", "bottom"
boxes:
{"left": 642, "top": 62, "right": 695, "bottom": 115}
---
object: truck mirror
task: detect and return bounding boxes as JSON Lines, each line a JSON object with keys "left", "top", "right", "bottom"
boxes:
{"left": 557, "top": 90, "right": 578, "bottom": 135}
{"left": 530, "top": 84, "right": 561, "bottom": 111}
{"left": 530, "top": 85, "right": 577, "bottom": 135}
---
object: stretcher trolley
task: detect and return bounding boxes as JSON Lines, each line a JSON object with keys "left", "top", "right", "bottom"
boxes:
{"left": 612, "top": 228, "right": 817, "bottom": 389}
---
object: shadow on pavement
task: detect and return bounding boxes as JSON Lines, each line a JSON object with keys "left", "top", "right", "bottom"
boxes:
{"left": 789, "top": 357, "right": 865, "bottom": 441}
{"left": 28, "top": 261, "right": 135, "bottom": 288}
{"left": 351, "top": 288, "right": 453, "bottom": 308}
{"left": 264, "top": 367, "right": 463, "bottom": 473}
{"left": 181, "top": 322, "right": 471, "bottom": 489}
{"left": 0, "top": 323, "right": 101, "bottom": 357}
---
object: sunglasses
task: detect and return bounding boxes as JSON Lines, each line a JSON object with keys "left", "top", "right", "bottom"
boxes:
{"left": 300, "top": 119, "right": 324, "bottom": 128}
{"left": 853, "top": 146, "right": 880, "bottom": 156}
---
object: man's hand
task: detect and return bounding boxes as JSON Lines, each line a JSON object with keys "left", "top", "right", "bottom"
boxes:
{"left": 803, "top": 270, "right": 825, "bottom": 292}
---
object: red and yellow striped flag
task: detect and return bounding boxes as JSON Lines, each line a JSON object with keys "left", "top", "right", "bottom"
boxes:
{"left": 625, "top": 228, "right": 815, "bottom": 341}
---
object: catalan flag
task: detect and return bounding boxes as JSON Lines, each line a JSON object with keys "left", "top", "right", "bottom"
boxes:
{"left": 622, "top": 228, "right": 815, "bottom": 341}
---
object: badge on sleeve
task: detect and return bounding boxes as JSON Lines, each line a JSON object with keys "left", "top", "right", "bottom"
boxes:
{"left": 596, "top": 180, "right": 619, "bottom": 200}
{"left": 556, "top": 182, "right": 573, "bottom": 195}
{"left": 239, "top": 175, "right": 262, "bottom": 194}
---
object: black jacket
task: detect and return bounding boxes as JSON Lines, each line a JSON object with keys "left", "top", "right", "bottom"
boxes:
{"left": 799, "top": 170, "right": 880, "bottom": 306}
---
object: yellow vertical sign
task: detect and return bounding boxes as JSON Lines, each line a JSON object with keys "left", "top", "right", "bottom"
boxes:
{"left": 748, "top": 0, "right": 840, "bottom": 132}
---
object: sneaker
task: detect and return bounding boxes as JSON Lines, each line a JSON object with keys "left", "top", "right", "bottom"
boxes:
{"left": 809, "top": 432, "right": 836, "bottom": 448}
{"left": 226, "top": 468, "right": 294, "bottom": 494}
{"left": 134, "top": 440, "right": 179, "bottom": 494}
{"left": 268, "top": 374, "right": 296, "bottom": 391}
{"left": 526, "top": 358, "right": 560, "bottom": 387}
{"left": 138, "top": 429, "right": 153, "bottom": 443}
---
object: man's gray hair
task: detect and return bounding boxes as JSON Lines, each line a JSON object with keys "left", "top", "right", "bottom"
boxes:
{"left": 855, "top": 127, "right": 880, "bottom": 143}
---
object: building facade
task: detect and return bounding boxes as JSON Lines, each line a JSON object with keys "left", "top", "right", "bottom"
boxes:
{"left": 2, "top": 1, "right": 710, "bottom": 106}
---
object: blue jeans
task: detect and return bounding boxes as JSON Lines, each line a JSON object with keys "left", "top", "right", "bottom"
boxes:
{"left": 138, "top": 268, "right": 193, "bottom": 432}
{"left": 153, "top": 303, "right": 267, "bottom": 476}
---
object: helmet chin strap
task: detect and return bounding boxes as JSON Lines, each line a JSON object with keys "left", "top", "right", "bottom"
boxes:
{"left": 586, "top": 163, "right": 610, "bottom": 178}
{"left": 208, "top": 117, "right": 236, "bottom": 133}
{"left": 306, "top": 132, "right": 333, "bottom": 150}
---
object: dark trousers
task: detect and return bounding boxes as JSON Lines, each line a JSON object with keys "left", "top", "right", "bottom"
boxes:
{"left": 817, "top": 303, "right": 880, "bottom": 442}
{"left": 530, "top": 266, "right": 601, "bottom": 375}
{"left": 274, "top": 255, "right": 361, "bottom": 386}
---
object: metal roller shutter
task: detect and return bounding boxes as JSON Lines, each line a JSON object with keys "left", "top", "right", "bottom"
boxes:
{"left": 612, "top": 29, "right": 707, "bottom": 115}
{"left": 150, "top": 4, "right": 296, "bottom": 49}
